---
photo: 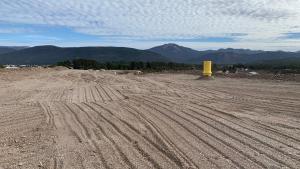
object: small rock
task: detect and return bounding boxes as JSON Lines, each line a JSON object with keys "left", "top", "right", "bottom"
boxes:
{"left": 38, "top": 161, "right": 43, "bottom": 167}
{"left": 18, "top": 162, "right": 23, "bottom": 166}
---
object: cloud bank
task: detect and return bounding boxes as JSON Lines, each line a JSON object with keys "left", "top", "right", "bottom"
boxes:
{"left": 0, "top": 0, "right": 300, "bottom": 50}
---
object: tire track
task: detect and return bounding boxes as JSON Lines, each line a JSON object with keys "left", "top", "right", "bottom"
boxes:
{"left": 122, "top": 101, "right": 219, "bottom": 169}
{"left": 105, "top": 86, "right": 122, "bottom": 100}
{"left": 91, "top": 102, "right": 185, "bottom": 168}
{"left": 121, "top": 103, "right": 197, "bottom": 168}
{"left": 68, "top": 104, "right": 116, "bottom": 169}
{"left": 192, "top": 103, "right": 300, "bottom": 154}
{"left": 106, "top": 86, "right": 125, "bottom": 100}
{"left": 74, "top": 103, "right": 154, "bottom": 169}
{"left": 96, "top": 86, "right": 110, "bottom": 102}
{"left": 94, "top": 86, "right": 105, "bottom": 102}
{"left": 64, "top": 103, "right": 136, "bottom": 169}
{"left": 130, "top": 97, "right": 250, "bottom": 169}
{"left": 154, "top": 95, "right": 300, "bottom": 148}
{"left": 83, "top": 102, "right": 182, "bottom": 169}
{"left": 187, "top": 104, "right": 300, "bottom": 169}
{"left": 146, "top": 95, "right": 300, "bottom": 168}
{"left": 39, "top": 102, "right": 57, "bottom": 129}
{"left": 54, "top": 103, "right": 83, "bottom": 143}
{"left": 99, "top": 86, "right": 113, "bottom": 101}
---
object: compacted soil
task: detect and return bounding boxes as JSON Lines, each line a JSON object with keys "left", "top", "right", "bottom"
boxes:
{"left": 0, "top": 68, "right": 300, "bottom": 169}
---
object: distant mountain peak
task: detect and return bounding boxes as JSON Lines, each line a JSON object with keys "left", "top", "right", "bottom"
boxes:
{"left": 161, "top": 43, "right": 180, "bottom": 47}
{"left": 33, "top": 45, "right": 60, "bottom": 49}
{"left": 148, "top": 43, "right": 200, "bottom": 62}
{"left": 150, "top": 43, "right": 195, "bottom": 51}
{"left": 155, "top": 43, "right": 184, "bottom": 51}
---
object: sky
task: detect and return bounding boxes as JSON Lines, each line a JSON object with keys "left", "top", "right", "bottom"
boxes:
{"left": 0, "top": 0, "right": 300, "bottom": 51}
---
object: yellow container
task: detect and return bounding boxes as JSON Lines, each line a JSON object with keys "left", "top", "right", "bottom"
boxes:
{"left": 203, "top": 61, "right": 212, "bottom": 77}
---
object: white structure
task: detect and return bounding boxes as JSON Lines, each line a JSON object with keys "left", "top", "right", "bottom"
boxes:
{"left": 5, "top": 65, "right": 19, "bottom": 69}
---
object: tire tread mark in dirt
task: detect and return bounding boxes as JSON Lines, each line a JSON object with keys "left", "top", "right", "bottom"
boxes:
{"left": 222, "top": 98, "right": 299, "bottom": 115}
{"left": 193, "top": 103, "right": 300, "bottom": 160}
{"left": 106, "top": 86, "right": 125, "bottom": 100}
{"left": 182, "top": 108, "right": 284, "bottom": 168}
{"left": 94, "top": 86, "right": 105, "bottom": 102}
{"left": 63, "top": 103, "right": 92, "bottom": 139}
{"left": 150, "top": 95, "right": 300, "bottom": 168}
{"left": 53, "top": 157, "right": 64, "bottom": 169}
{"left": 115, "top": 89, "right": 128, "bottom": 99}
{"left": 91, "top": 131, "right": 111, "bottom": 169}
{"left": 68, "top": 103, "right": 139, "bottom": 169}
{"left": 84, "top": 102, "right": 172, "bottom": 169}
{"left": 53, "top": 157, "right": 58, "bottom": 169}
{"left": 55, "top": 103, "right": 82, "bottom": 143}
{"left": 91, "top": 86, "right": 101, "bottom": 102}
{"left": 187, "top": 104, "right": 300, "bottom": 169}
{"left": 104, "top": 86, "right": 121, "bottom": 100}
{"left": 129, "top": 97, "right": 245, "bottom": 169}
{"left": 97, "top": 85, "right": 111, "bottom": 102}
{"left": 139, "top": 96, "right": 267, "bottom": 168}
{"left": 71, "top": 104, "right": 112, "bottom": 169}
{"left": 73, "top": 103, "right": 138, "bottom": 169}
{"left": 0, "top": 109, "right": 41, "bottom": 123}
{"left": 132, "top": 98, "right": 264, "bottom": 168}
{"left": 0, "top": 115, "right": 44, "bottom": 128}
{"left": 156, "top": 95, "right": 300, "bottom": 150}
{"left": 254, "top": 121, "right": 300, "bottom": 144}
{"left": 84, "top": 87, "right": 88, "bottom": 102}
{"left": 38, "top": 102, "right": 57, "bottom": 129}
{"left": 123, "top": 102, "right": 217, "bottom": 169}
{"left": 122, "top": 104, "right": 194, "bottom": 167}
{"left": 59, "top": 89, "right": 65, "bottom": 101}
{"left": 217, "top": 87, "right": 300, "bottom": 109}
{"left": 89, "top": 86, "right": 97, "bottom": 102}
{"left": 99, "top": 86, "right": 114, "bottom": 101}
{"left": 84, "top": 102, "right": 182, "bottom": 169}
{"left": 77, "top": 87, "right": 81, "bottom": 103}
{"left": 241, "top": 116, "right": 300, "bottom": 149}
{"left": 92, "top": 102, "right": 186, "bottom": 168}
{"left": 109, "top": 103, "right": 188, "bottom": 168}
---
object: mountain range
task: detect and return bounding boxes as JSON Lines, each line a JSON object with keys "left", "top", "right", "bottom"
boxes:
{"left": 1, "top": 44, "right": 300, "bottom": 65}
{"left": 148, "top": 44, "right": 300, "bottom": 64}
{"left": 0, "top": 46, "right": 28, "bottom": 55}
{"left": 0, "top": 46, "right": 167, "bottom": 65}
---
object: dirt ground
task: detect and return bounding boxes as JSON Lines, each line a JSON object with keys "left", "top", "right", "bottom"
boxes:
{"left": 0, "top": 68, "right": 300, "bottom": 169}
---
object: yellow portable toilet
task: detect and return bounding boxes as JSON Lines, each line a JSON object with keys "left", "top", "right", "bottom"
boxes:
{"left": 203, "top": 61, "right": 212, "bottom": 77}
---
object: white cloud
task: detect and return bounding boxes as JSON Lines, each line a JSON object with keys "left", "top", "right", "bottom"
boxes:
{"left": 0, "top": 28, "right": 30, "bottom": 34}
{"left": 0, "top": 0, "right": 300, "bottom": 49}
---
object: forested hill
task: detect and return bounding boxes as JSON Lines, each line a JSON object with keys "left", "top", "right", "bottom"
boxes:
{"left": 0, "top": 45, "right": 168, "bottom": 65}
{"left": 148, "top": 44, "right": 300, "bottom": 64}
{"left": 1, "top": 44, "right": 300, "bottom": 65}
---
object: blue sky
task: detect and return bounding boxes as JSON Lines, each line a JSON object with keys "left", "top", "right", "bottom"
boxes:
{"left": 0, "top": 0, "right": 300, "bottom": 51}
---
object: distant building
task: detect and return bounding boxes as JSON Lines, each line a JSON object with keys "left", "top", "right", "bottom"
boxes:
{"left": 5, "top": 65, "right": 19, "bottom": 69}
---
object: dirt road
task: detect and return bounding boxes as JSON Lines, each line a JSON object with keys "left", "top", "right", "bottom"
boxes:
{"left": 0, "top": 68, "right": 300, "bottom": 169}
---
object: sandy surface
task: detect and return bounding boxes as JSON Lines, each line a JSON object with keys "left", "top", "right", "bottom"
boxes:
{"left": 0, "top": 68, "right": 300, "bottom": 169}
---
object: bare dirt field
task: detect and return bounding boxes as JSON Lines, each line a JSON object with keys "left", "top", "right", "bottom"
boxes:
{"left": 0, "top": 68, "right": 300, "bottom": 169}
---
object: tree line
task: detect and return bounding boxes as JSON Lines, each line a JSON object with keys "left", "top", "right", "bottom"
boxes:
{"left": 56, "top": 59, "right": 300, "bottom": 74}
{"left": 57, "top": 59, "right": 199, "bottom": 71}
{"left": 221, "top": 63, "right": 300, "bottom": 74}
